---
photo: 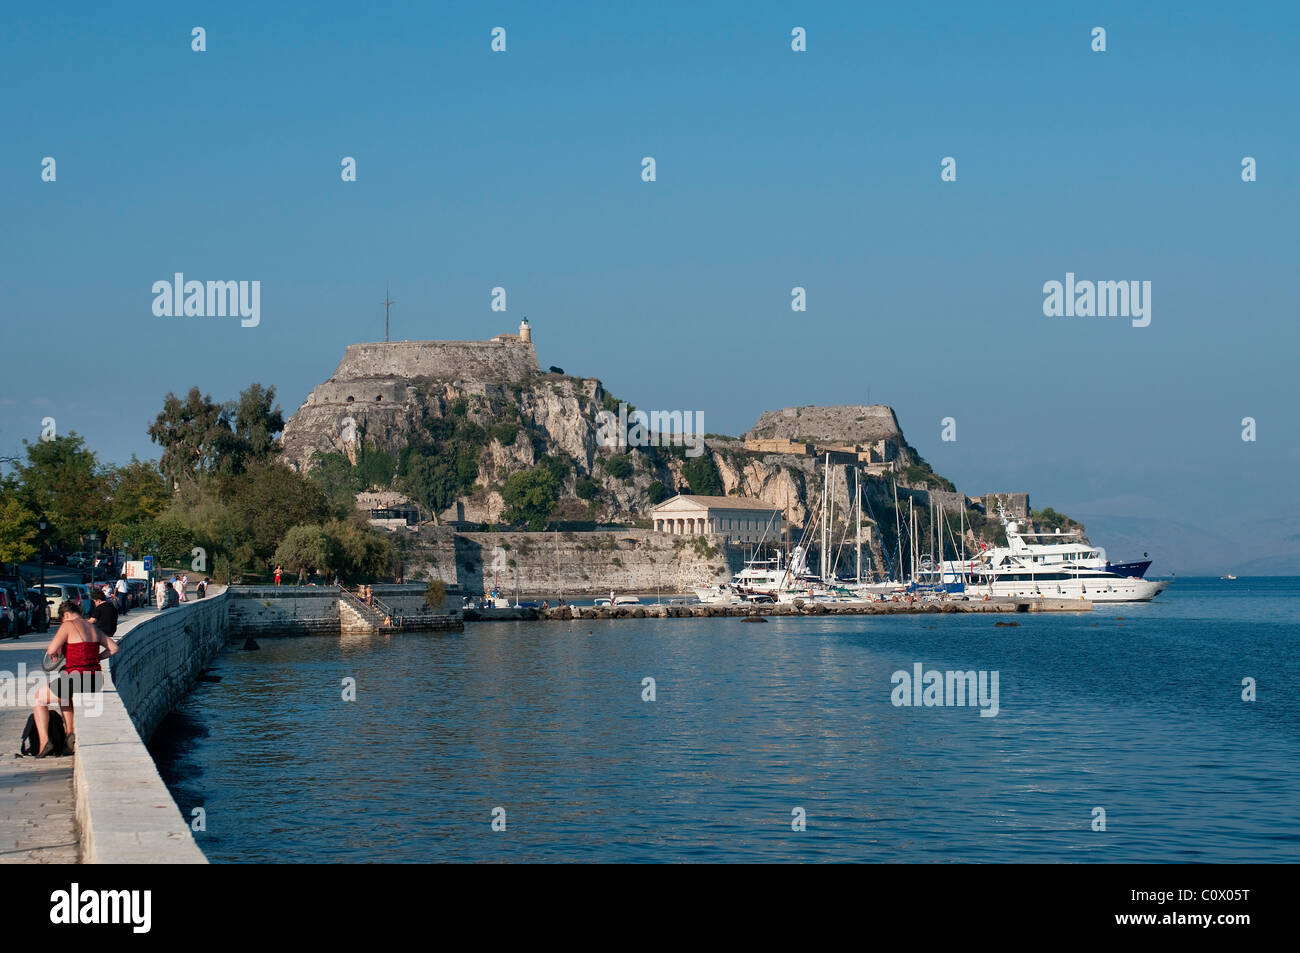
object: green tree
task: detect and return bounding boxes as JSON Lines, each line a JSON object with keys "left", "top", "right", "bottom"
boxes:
{"left": 216, "top": 461, "right": 331, "bottom": 566}
{"left": 18, "top": 433, "right": 108, "bottom": 546}
{"left": 118, "top": 514, "right": 196, "bottom": 566}
{"left": 501, "top": 466, "right": 559, "bottom": 530}
{"left": 105, "top": 457, "right": 170, "bottom": 536}
{"left": 681, "top": 456, "right": 721, "bottom": 496}
{"left": 398, "top": 448, "right": 462, "bottom": 520}
{"left": 228, "top": 383, "right": 284, "bottom": 466}
{"left": 274, "top": 524, "right": 332, "bottom": 583}
{"left": 148, "top": 387, "right": 229, "bottom": 489}
{"left": 324, "top": 517, "right": 394, "bottom": 580}
{"left": 424, "top": 578, "right": 448, "bottom": 610}
{"left": 0, "top": 479, "right": 38, "bottom": 571}
{"left": 309, "top": 447, "right": 398, "bottom": 517}
{"left": 396, "top": 412, "right": 488, "bottom": 521}
{"left": 149, "top": 382, "right": 284, "bottom": 486}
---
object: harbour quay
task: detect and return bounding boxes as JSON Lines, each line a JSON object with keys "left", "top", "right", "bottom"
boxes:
{"left": 469, "top": 596, "right": 1093, "bottom": 622}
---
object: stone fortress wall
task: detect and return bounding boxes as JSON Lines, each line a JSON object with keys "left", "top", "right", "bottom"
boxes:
{"left": 746, "top": 404, "right": 904, "bottom": 445}
{"left": 330, "top": 338, "right": 538, "bottom": 384}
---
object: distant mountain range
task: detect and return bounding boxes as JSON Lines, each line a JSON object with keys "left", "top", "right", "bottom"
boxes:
{"left": 1053, "top": 503, "right": 1300, "bottom": 576}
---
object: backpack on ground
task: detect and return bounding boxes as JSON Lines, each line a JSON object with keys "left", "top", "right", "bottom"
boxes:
{"left": 19, "top": 710, "right": 66, "bottom": 757}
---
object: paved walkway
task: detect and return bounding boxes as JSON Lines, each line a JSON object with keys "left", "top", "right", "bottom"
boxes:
{"left": 0, "top": 591, "right": 198, "bottom": 864}
{"left": 0, "top": 629, "right": 80, "bottom": 863}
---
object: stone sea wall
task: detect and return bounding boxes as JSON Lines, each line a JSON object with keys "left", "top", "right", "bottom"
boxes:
{"left": 110, "top": 592, "right": 230, "bottom": 744}
{"left": 76, "top": 592, "right": 230, "bottom": 863}
{"left": 226, "top": 586, "right": 341, "bottom": 636}
{"left": 415, "top": 528, "right": 748, "bottom": 597}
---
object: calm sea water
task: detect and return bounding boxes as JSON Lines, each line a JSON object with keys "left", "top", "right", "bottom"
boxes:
{"left": 151, "top": 578, "right": 1300, "bottom": 862}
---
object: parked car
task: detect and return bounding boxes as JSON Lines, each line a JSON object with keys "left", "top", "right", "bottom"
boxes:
{"left": 0, "top": 589, "right": 13, "bottom": 638}
{"left": 39, "top": 583, "right": 82, "bottom": 620}
{"left": 1, "top": 584, "right": 30, "bottom": 634}
{"left": 26, "top": 589, "right": 51, "bottom": 632}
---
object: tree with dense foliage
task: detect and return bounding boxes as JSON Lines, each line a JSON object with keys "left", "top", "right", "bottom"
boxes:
{"left": 214, "top": 461, "right": 331, "bottom": 564}
{"left": 148, "top": 387, "right": 228, "bottom": 488}
{"left": 228, "top": 383, "right": 284, "bottom": 466}
{"left": 105, "top": 457, "right": 170, "bottom": 536}
{"left": 0, "top": 478, "right": 39, "bottom": 571}
{"left": 149, "top": 383, "right": 284, "bottom": 487}
{"left": 273, "top": 517, "right": 394, "bottom": 583}
{"left": 113, "top": 514, "right": 196, "bottom": 566}
{"left": 324, "top": 517, "right": 394, "bottom": 580}
{"left": 396, "top": 412, "right": 487, "bottom": 521}
{"left": 274, "top": 524, "right": 332, "bottom": 583}
{"left": 680, "top": 456, "right": 721, "bottom": 496}
{"left": 310, "top": 448, "right": 398, "bottom": 516}
{"left": 17, "top": 433, "right": 108, "bottom": 546}
{"left": 501, "top": 466, "right": 559, "bottom": 530}
{"left": 424, "top": 578, "right": 447, "bottom": 610}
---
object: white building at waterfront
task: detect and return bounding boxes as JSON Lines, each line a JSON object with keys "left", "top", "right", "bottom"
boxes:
{"left": 651, "top": 494, "right": 784, "bottom": 543}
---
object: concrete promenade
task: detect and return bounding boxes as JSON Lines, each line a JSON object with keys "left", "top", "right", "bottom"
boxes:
{"left": 0, "top": 589, "right": 220, "bottom": 864}
{"left": 0, "top": 631, "right": 79, "bottom": 863}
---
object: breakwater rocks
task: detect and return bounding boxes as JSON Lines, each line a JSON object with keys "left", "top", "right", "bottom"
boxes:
{"left": 462, "top": 597, "right": 1091, "bottom": 622}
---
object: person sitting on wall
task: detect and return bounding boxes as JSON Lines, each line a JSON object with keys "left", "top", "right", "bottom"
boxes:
{"left": 30, "top": 600, "right": 118, "bottom": 757}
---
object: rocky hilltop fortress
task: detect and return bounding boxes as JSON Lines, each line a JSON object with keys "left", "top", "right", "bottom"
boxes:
{"left": 281, "top": 319, "right": 558, "bottom": 473}
{"left": 280, "top": 320, "right": 1046, "bottom": 586}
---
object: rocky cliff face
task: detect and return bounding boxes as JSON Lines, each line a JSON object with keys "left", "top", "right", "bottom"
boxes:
{"left": 282, "top": 338, "right": 944, "bottom": 542}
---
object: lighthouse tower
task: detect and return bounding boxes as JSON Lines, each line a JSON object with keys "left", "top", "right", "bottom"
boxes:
{"left": 518, "top": 317, "right": 532, "bottom": 343}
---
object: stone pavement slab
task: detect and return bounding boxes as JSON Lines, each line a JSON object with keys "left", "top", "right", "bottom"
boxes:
{"left": 0, "top": 630, "right": 79, "bottom": 863}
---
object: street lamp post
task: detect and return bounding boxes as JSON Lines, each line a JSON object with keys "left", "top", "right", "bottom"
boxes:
{"left": 38, "top": 516, "right": 47, "bottom": 594}
{"left": 88, "top": 530, "right": 99, "bottom": 592}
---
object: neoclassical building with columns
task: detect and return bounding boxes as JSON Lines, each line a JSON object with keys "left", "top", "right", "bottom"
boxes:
{"left": 650, "top": 494, "right": 785, "bottom": 543}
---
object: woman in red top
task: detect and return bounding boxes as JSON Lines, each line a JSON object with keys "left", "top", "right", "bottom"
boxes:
{"left": 31, "top": 600, "right": 118, "bottom": 757}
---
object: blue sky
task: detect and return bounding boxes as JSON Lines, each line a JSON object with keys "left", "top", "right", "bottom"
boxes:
{"left": 2, "top": 1, "right": 1296, "bottom": 573}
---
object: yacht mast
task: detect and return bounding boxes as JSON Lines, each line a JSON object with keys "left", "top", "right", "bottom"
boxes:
{"left": 855, "top": 467, "right": 862, "bottom": 585}
{"left": 909, "top": 498, "right": 916, "bottom": 583}
{"left": 893, "top": 480, "right": 902, "bottom": 583}
{"left": 821, "top": 453, "right": 830, "bottom": 582}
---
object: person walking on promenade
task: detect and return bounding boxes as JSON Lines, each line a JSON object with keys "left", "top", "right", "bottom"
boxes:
{"left": 88, "top": 589, "right": 118, "bottom": 637}
{"left": 114, "top": 575, "right": 129, "bottom": 615}
{"left": 155, "top": 577, "right": 169, "bottom": 610}
{"left": 174, "top": 575, "right": 187, "bottom": 603}
{"left": 274, "top": 565, "right": 283, "bottom": 586}
{"left": 196, "top": 577, "right": 208, "bottom": 599}
{"left": 30, "top": 600, "right": 118, "bottom": 757}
